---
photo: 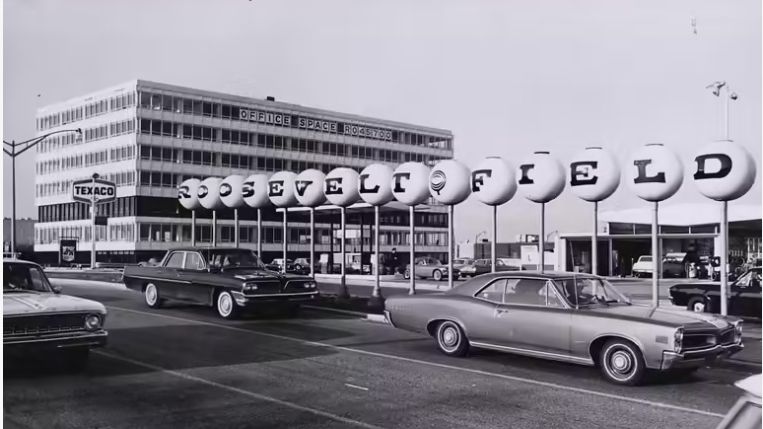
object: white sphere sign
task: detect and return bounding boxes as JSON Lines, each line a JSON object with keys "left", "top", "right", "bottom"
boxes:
{"left": 219, "top": 175, "right": 245, "bottom": 208}
{"left": 359, "top": 164, "right": 394, "bottom": 206}
{"left": 693, "top": 141, "right": 756, "bottom": 201}
{"left": 198, "top": 177, "right": 224, "bottom": 210}
{"left": 429, "top": 160, "right": 471, "bottom": 205}
{"left": 568, "top": 147, "right": 620, "bottom": 202}
{"left": 178, "top": 178, "right": 202, "bottom": 210}
{"left": 391, "top": 162, "right": 431, "bottom": 206}
{"left": 324, "top": 168, "right": 360, "bottom": 207}
{"left": 242, "top": 174, "right": 271, "bottom": 208}
{"left": 472, "top": 157, "right": 516, "bottom": 206}
{"left": 517, "top": 151, "right": 565, "bottom": 203}
{"left": 294, "top": 169, "right": 326, "bottom": 207}
{"left": 268, "top": 171, "right": 299, "bottom": 207}
{"left": 627, "top": 144, "right": 683, "bottom": 202}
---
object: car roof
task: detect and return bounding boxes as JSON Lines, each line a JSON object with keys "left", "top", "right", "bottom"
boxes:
{"left": 169, "top": 247, "right": 249, "bottom": 252}
{"left": 448, "top": 271, "right": 600, "bottom": 296}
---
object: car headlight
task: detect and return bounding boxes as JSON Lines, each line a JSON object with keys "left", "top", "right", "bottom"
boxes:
{"left": 303, "top": 281, "right": 317, "bottom": 289}
{"left": 733, "top": 321, "right": 743, "bottom": 343}
{"left": 243, "top": 283, "right": 259, "bottom": 292}
{"left": 674, "top": 328, "right": 684, "bottom": 352}
{"left": 85, "top": 314, "right": 102, "bottom": 331}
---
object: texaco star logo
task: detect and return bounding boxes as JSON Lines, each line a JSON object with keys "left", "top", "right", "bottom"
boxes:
{"left": 430, "top": 170, "right": 446, "bottom": 195}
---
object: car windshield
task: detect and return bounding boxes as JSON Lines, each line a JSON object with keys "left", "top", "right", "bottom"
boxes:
{"left": 553, "top": 277, "right": 630, "bottom": 307}
{"left": 639, "top": 256, "right": 652, "bottom": 262}
{"left": 207, "top": 250, "right": 265, "bottom": 269}
{"left": 3, "top": 263, "right": 53, "bottom": 293}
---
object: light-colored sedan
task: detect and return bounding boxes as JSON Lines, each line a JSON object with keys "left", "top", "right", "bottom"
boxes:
{"left": 385, "top": 271, "right": 744, "bottom": 386}
{"left": 404, "top": 257, "right": 459, "bottom": 281}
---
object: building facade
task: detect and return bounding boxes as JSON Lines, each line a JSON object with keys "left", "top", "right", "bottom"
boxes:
{"left": 34, "top": 80, "right": 454, "bottom": 266}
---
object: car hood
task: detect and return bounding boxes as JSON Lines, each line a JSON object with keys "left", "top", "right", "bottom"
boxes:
{"left": 224, "top": 268, "right": 309, "bottom": 282}
{"left": 586, "top": 304, "right": 732, "bottom": 329}
{"left": 3, "top": 292, "right": 106, "bottom": 316}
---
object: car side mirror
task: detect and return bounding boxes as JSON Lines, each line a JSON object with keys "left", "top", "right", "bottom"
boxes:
{"left": 52, "top": 285, "right": 62, "bottom": 294}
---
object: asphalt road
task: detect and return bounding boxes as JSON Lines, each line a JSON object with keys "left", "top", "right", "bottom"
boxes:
{"left": 5, "top": 279, "right": 760, "bottom": 429}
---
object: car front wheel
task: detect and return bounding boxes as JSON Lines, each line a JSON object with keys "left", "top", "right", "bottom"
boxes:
{"left": 216, "top": 291, "right": 240, "bottom": 320}
{"left": 687, "top": 296, "right": 707, "bottom": 313}
{"left": 403, "top": 269, "right": 410, "bottom": 280}
{"left": 433, "top": 270, "right": 443, "bottom": 281}
{"left": 435, "top": 321, "right": 469, "bottom": 357}
{"left": 599, "top": 339, "right": 645, "bottom": 386}
{"left": 144, "top": 283, "right": 163, "bottom": 308}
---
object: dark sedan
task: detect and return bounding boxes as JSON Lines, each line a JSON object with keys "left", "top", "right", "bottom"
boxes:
{"left": 669, "top": 267, "right": 761, "bottom": 318}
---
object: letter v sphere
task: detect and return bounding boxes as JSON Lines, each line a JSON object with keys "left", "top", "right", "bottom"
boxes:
{"left": 294, "top": 169, "right": 327, "bottom": 207}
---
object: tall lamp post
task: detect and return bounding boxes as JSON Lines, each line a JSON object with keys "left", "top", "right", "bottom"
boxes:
{"left": 3, "top": 128, "right": 82, "bottom": 256}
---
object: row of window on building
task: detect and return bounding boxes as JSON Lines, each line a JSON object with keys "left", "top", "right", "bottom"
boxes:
{"left": 37, "top": 119, "right": 135, "bottom": 153}
{"left": 37, "top": 145, "right": 136, "bottom": 175}
{"left": 137, "top": 90, "right": 452, "bottom": 149}
{"left": 38, "top": 92, "right": 136, "bottom": 131}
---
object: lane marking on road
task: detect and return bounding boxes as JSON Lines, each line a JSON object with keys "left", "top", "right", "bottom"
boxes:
{"left": 94, "top": 350, "right": 383, "bottom": 429}
{"left": 108, "top": 305, "right": 726, "bottom": 419}
{"left": 344, "top": 383, "right": 370, "bottom": 391}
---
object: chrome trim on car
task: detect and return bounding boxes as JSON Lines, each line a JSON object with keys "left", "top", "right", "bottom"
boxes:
{"left": 3, "top": 330, "right": 108, "bottom": 346}
{"left": 470, "top": 341, "right": 595, "bottom": 365}
{"left": 126, "top": 275, "right": 191, "bottom": 284}
{"left": 241, "top": 291, "right": 319, "bottom": 298}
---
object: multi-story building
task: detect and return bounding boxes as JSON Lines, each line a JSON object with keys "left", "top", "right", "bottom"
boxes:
{"left": 33, "top": 80, "right": 454, "bottom": 266}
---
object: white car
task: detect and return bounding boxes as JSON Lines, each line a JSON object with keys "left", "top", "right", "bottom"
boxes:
{"left": 716, "top": 374, "right": 761, "bottom": 429}
{"left": 632, "top": 255, "right": 654, "bottom": 278}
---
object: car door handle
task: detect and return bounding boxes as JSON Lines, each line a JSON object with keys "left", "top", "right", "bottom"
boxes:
{"left": 495, "top": 309, "right": 509, "bottom": 317}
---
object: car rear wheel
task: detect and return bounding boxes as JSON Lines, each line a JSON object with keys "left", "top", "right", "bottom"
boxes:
{"left": 144, "top": 283, "right": 163, "bottom": 308}
{"left": 216, "top": 291, "right": 240, "bottom": 320}
{"left": 403, "top": 269, "right": 410, "bottom": 280}
{"left": 687, "top": 296, "right": 707, "bottom": 313}
{"left": 433, "top": 270, "right": 443, "bottom": 281}
{"left": 599, "top": 339, "right": 645, "bottom": 386}
{"left": 435, "top": 321, "right": 469, "bottom": 357}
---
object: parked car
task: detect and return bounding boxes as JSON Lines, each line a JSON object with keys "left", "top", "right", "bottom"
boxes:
{"left": 404, "top": 257, "right": 459, "bottom": 281}
{"left": 460, "top": 258, "right": 519, "bottom": 277}
{"left": 662, "top": 252, "right": 689, "bottom": 278}
{"left": 715, "top": 373, "right": 761, "bottom": 429}
{"left": 122, "top": 248, "right": 318, "bottom": 319}
{"left": 385, "top": 271, "right": 744, "bottom": 386}
{"left": 292, "top": 258, "right": 313, "bottom": 274}
{"left": 267, "top": 258, "right": 295, "bottom": 273}
{"left": 632, "top": 255, "right": 653, "bottom": 278}
{"left": 4, "top": 259, "right": 108, "bottom": 369}
{"left": 452, "top": 258, "right": 474, "bottom": 272}
{"left": 669, "top": 267, "right": 761, "bottom": 318}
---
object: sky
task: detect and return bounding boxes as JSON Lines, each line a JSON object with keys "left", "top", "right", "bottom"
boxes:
{"left": 3, "top": 0, "right": 761, "bottom": 243}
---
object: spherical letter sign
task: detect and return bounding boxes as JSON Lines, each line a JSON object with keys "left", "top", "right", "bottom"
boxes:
{"left": 294, "top": 169, "right": 327, "bottom": 207}
{"left": 391, "top": 162, "right": 431, "bottom": 206}
{"left": 242, "top": 174, "right": 271, "bottom": 208}
{"left": 324, "top": 168, "right": 360, "bottom": 207}
{"left": 568, "top": 147, "right": 620, "bottom": 202}
{"left": 429, "top": 159, "right": 471, "bottom": 205}
{"left": 178, "top": 178, "right": 202, "bottom": 210}
{"left": 692, "top": 141, "right": 756, "bottom": 201}
{"left": 359, "top": 164, "right": 394, "bottom": 206}
{"left": 472, "top": 157, "right": 517, "bottom": 206}
{"left": 627, "top": 144, "right": 683, "bottom": 202}
{"left": 219, "top": 175, "right": 245, "bottom": 208}
{"left": 268, "top": 171, "right": 299, "bottom": 207}
{"left": 517, "top": 151, "right": 565, "bottom": 203}
{"left": 198, "top": 177, "right": 224, "bottom": 210}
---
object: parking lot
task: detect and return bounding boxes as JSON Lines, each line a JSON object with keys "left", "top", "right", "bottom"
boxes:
{"left": 4, "top": 278, "right": 760, "bottom": 429}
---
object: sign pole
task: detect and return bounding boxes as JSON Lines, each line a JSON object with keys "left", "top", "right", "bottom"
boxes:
{"left": 91, "top": 175, "right": 97, "bottom": 268}
{"left": 409, "top": 206, "right": 416, "bottom": 295}
{"left": 448, "top": 204, "right": 454, "bottom": 289}
{"left": 339, "top": 206, "right": 349, "bottom": 298}
{"left": 369, "top": 205, "right": 383, "bottom": 307}
{"left": 191, "top": 210, "right": 196, "bottom": 246}
{"left": 212, "top": 211, "right": 217, "bottom": 246}
{"left": 652, "top": 202, "right": 659, "bottom": 307}
{"left": 234, "top": 209, "right": 240, "bottom": 248}
{"left": 592, "top": 201, "right": 598, "bottom": 275}
{"left": 491, "top": 205, "right": 497, "bottom": 273}
{"left": 720, "top": 202, "right": 729, "bottom": 315}
{"left": 282, "top": 209, "right": 288, "bottom": 274}
{"left": 310, "top": 208, "right": 315, "bottom": 278}
{"left": 540, "top": 203, "right": 545, "bottom": 273}
{"left": 257, "top": 208, "right": 262, "bottom": 260}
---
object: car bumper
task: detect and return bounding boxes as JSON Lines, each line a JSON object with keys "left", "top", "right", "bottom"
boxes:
{"left": 232, "top": 291, "right": 319, "bottom": 307}
{"left": 4, "top": 330, "right": 108, "bottom": 350}
{"left": 660, "top": 342, "right": 744, "bottom": 370}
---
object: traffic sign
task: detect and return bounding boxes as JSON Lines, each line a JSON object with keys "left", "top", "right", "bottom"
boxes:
{"left": 72, "top": 178, "right": 116, "bottom": 204}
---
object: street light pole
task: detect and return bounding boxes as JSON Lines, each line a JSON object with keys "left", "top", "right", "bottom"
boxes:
{"left": 3, "top": 128, "right": 82, "bottom": 256}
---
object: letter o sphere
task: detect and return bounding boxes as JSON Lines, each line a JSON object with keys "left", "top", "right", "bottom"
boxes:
{"left": 568, "top": 147, "right": 620, "bottom": 202}
{"left": 627, "top": 144, "right": 683, "bottom": 202}
{"left": 517, "top": 151, "right": 565, "bottom": 203}
{"left": 359, "top": 164, "right": 394, "bottom": 206}
{"left": 294, "top": 169, "right": 327, "bottom": 207}
{"left": 268, "top": 171, "right": 299, "bottom": 207}
{"left": 429, "top": 159, "right": 471, "bottom": 205}
{"left": 693, "top": 140, "right": 756, "bottom": 201}
{"left": 220, "top": 175, "right": 245, "bottom": 208}
{"left": 243, "top": 174, "right": 271, "bottom": 208}
{"left": 198, "top": 177, "right": 224, "bottom": 210}
{"left": 472, "top": 157, "right": 517, "bottom": 206}
{"left": 324, "top": 168, "right": 360, "bottom": 207}
{"left": 391, "top": 162, "right": 431, "bottom": 206}
{"left": 178, "top": 178, "right": 202, "bottom": 210}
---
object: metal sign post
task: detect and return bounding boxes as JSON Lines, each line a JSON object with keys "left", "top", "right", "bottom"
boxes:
{"left": 72, "top": 173, "right": 116, "bottom": 269}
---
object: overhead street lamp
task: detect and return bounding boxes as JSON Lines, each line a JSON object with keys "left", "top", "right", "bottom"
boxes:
{"left": 3, "top": 128, "right": 82, "bottom": 256}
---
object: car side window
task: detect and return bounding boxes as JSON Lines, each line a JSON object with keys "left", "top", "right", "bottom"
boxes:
{"left": 504, "top": 278, "right": 546, "bottom": 306}
{"left": 476, "top": 279, "right": 507, "bottom": 303}
{"left": 184, "top": 252, "right": 204, "bottom": 270}
{"left": 165, "top": 252, "right": 185, "bottom": 268}
{"left": 539, "top": 281, "right": 565, "bottom": 308}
